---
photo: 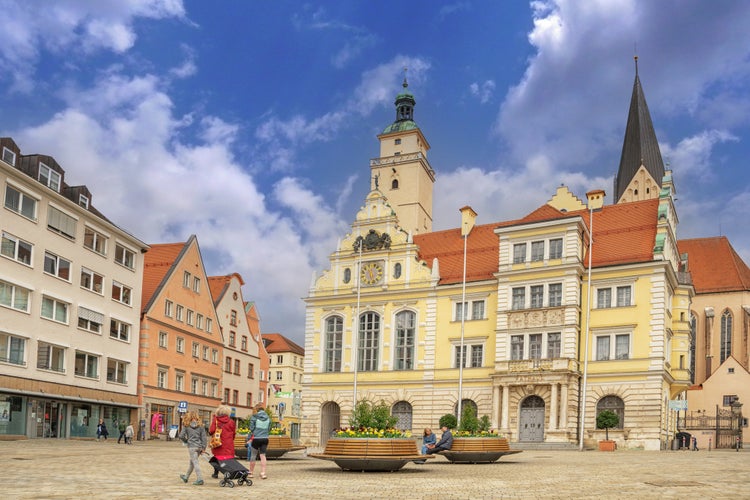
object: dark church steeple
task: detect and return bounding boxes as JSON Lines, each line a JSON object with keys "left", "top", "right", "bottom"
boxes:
{"left": 382, "top": 72, "right": 418, "bottom": 134}
{"left": 613, "top": 56, "right": 666, "bottom": 203}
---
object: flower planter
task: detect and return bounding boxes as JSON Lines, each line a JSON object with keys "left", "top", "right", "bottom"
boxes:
{"left": 598, "top": 440, "right": 617, "bottom": 452}
{"left": 440, "top": 437, "right": 522, "bottom": 463}
{"left": 308, "top": 438, "right": 432, "bottom": 471}
{"left": 234, "top": 434, "right": 306, "bottom": 459}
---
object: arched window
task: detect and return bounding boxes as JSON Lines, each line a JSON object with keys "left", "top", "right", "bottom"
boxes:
{"left": 596, "top": 395, "right": 624, "bottom": 429}
{"left": 358, "top": 312, "right": 380, "bottom": 371}
{"left": 394, "top": 311, "right": 415, "bottom": 370}
{"left": 720, "top": 310, "right": 733, "bottom": 363}
{"left": 343, "top": 268, "right": 351, "bottom": 284}
{"left": 324, "top": 316, "right": 343, "bottom": 372}
{"left": 391, "top": 179, "right": 399, "bottom": 190}
{"left": 454, "top": 399, "right": 478, "bottom": 418}
{"left": 392, "top": 401, "right": 412, "bottom": 430}
{"left": 393, "top": 263, "right": 402, "bottom": 279}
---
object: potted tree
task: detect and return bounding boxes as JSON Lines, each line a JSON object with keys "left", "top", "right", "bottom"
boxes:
{"left": 309, "top": 399, "right": 428, "bottom": 471}
{"left": 596, "top": 410, "right": 619, "bottom": 451}
{"left": 442, "top": 407, "right": 521, "bottom": 463}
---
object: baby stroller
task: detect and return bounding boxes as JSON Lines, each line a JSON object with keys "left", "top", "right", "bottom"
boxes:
{"left": 208, "top": 456, "right": 253, "bottom": 488}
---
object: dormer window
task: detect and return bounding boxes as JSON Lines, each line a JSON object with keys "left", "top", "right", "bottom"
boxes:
{"left": 39, "top": 163, "right": 61, "bottom": 192}
{"left": 79, "top": 195, "right": 89, "bottom": 209}
{"left": 2, "top": 147, "right": 15, "bottom": 166}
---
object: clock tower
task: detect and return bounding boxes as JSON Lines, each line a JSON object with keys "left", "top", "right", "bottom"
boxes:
{"left": 370, "top": 76, "right": 435, "bottom": 235}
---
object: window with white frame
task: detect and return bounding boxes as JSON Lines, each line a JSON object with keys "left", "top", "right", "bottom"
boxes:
{"left": 510, "top": 335, "right": 524, "bottom": 360}
{"left": 158, "top": 331, "right": 168, "bottom": 348}
{"left": 193, "top": 277, "right": 200, "bottom": 293}
{"left": 211, "top": 382, "right": 218, "bottom": 398}
{"left": 276, "top": 355, "right": 283, "bottom": 364}
{"left": 276, "top": 371, "right": 282, "bottom": 380}
{"left": 176, "top": 337, "right": 185, "bottom": 353}
{"left": 455, "top": 299, "right": 486, "bottom": 321}
{"left": 183, "top": 271, "right": 191, "bottom": 288}
{"left": 111, "top": 281, "right": 132, "bottom": 305}
{"left": 77, "top": 307, "right": 104, "bottom": 334}
{"left": 512, "top": 287, "right": 525, "bottom": 310}
{"left": 192, "top": 342, "right": 199, "bottom": 358}
{"left": 37, "top": 342, "right": 65, "bottom": 372}
{"left": 74, "top": 351, "right": 98, "bottom": 378}
{"left": 175, "top": 372, "right": 184, "bottom": 392}
{"left": 531, "top": 241, "right": 545, "bottom": 261}
{"left": 80, "top": 267, "right": 104, "bottom": 294}
{"left": 205, "top": 318, "right": 212, "bottom": 333}
{"left": 41, "top": 296, "right": 69, "bottom": 323}
{"left": 597, "top": 285, "right": 632, "bottom": 308}
{"left": 454, "top": 343, "right": 484, "bottom": 368}
{"left": 549, "top": 238, "right": 563, "bottom": 259}
{"left": 38, "top": 163, "right": 61, "bottom": 191}
{"left": 2, "top": 146, "right": 16, "bottom": 165}
{"left": 358, "top": 312, "right": 380, "bottom": 372}
{"left": 0, "top": 331, "right": 25, "bottom": 366}
{"left": 225, "top": 357, "right": 232, "bottom": 372}
{"left": 186, "top": 309, "right": 194, "bottom": 326}
{"left": 211, "top": 348, "right": 218, "bottom": 364}
{"left": 202, "top": 345, "right": 209, "bottom": 361}
{"left": 513, "top": 243, "right": 526, "bottom": 263}
{"left": 4, "top": 184, "right": 37, "bottom": 220}
{"left": 78, "top": 194, "right": 89, "bottom": 209}
{"left": 114, "top": 244, "right": 135, "bottom": 269}
{"left": 595, "top": 333, "right": 630, "bottom": 360}
{"left": 248, "top": 362, "right": 255, "bottom": 378}
{"left": 192, "top": 378, "right": 198, "bottom": 394}
{"left": 196, "top": 313, "right": 203, "bottom": 329}
{"left": 1, "top": 232, "right": 32, "bottom": 265}
{"left": 229, "top": 331, "right": 235, "bottom": 346}
{"left": 47, "top": 206, "right": 77, "bottom": 240}
{"left": 106, "top": 359, "right": 127, "bottom": 384}
{"left": 83, "top": 227, "right": 107, "bottom": 255}
{"left": 44, "top": 251, "right": 71, "bottom": 280}
{"left": 164, "top": 300, "right": 173, "bottom": 317}
{"left": 547, "top": 332, "right": 561, "bottom": 358}
{"left": 230, "top": 310, "right": 238, "bottom": 326}
{"left": 202, "top": 380, "right": 208, "bottom": 396}
{"left": 548, "top": 283, "right": 563, "bottom": 307}
{"left": 720, "top": 310, "right": 733, "bottom": 364}
{"left": 241, "top": 335, "right": 247, "bottom": 351}
{"left": 529, "top": 333, "right": 542, "bottom": 358}
{"left": 158, "top": 368, "right": 167, "bottom": 389}
{"left": 110, "top": 318, "right": 130, "bottom": 342}
{"left": 325, "top": 316, "right": 343, "bottom": 372}
{"left": 0, "top": 279, "right": 31, "bottom": 312}
{"left": 234, "top": 359, "right": 240, "bottom": 375}
{"left": 530, "top": 285, "right": 544, "bottom": 308}
{"left": 175, "top": 304, "right": 184, "bottom": 321}
{"left": 394, "top": 310, "right": 415, "bottom": 370}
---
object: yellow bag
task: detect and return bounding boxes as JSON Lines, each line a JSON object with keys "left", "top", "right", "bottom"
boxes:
{"left": 209, "top": 427, "right": 222, "bottom": 448}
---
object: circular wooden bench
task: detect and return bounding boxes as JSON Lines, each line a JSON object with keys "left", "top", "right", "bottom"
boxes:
{"left": 234, "top": 434, "right": 307, "bottom": 459}
{"left": 309, "top": 438, "right": 434, "bottom": 471}
{"left": 439, "top": 437, "right": 522, "bottom": 464}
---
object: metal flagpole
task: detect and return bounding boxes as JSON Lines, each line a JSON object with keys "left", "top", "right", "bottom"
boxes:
{"left": 458, "top": 221, "right": 469, "bottom": 427}
{"left": 579, "top": 205, "right": 594, "bottom": 451}
{"left": 353, "top": 239, "right": 363, "bottom": 409}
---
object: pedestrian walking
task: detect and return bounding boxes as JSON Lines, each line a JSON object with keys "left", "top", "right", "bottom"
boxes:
{"left": 117, "top": 420, "right": 127, "bottom": 443}
{"left": 178, "top": 411, "right": 207, "bottom": 486}
{"left": 248, "top": 404, "right": 271, "bottom": 480}
{"left": 125, "top": 422, "right": 134, "bottom": 445}
{"left": 96, "top": 419, "right": 109, "bottom": 441}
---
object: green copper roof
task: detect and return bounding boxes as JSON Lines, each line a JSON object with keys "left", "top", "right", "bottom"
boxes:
{"left": 382, "top": 120, "right": 418, "bottom": 134}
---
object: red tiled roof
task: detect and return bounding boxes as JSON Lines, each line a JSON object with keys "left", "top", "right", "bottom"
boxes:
{"left": 678, "top": 236, "right": 750, "bottom": 293}
{"left": 262, "top": 333, "right": 304, "bottom": 355}
{"left": 141, "top": 242, "right": 185, "bottom": 311}
{"left": 207, "top": 275, "right": 230, "bottom": 305}
{"left": 414, "top": 198, "right": 660, "bottom": 285}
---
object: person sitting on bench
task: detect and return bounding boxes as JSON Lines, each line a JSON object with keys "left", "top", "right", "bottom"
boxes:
{"left": 425, "top": 425, "right": 453, "bottom": 454}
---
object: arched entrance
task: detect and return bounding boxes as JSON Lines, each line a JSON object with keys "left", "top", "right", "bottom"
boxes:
{"left": 320, "top": 402, "right": 340, "bottom": 446}
{"left": 519, "top": 395, "right": 545, "bottom": 442}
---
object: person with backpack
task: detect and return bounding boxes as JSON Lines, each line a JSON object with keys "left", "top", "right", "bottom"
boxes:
{"left": 248, "top": 404, "right": 271, "bottom": 479}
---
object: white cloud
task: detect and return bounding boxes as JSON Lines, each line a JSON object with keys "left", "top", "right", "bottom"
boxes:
{"left": 0, "top": 0, "right": 186, "bottom": 92}
{"left": 469, "top": 80, "right": 496, "bottom": 104}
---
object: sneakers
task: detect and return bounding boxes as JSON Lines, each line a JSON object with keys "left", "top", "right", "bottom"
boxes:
{"left": 180, "top": 474, "right": 188, "bottom": 483}
{"left": 193, "top": 480, "right": 204, "bottom": 486}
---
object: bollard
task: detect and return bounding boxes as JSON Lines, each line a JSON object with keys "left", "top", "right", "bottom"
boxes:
{"left": 708, "top": 437, "right": 711, "bottom": 452}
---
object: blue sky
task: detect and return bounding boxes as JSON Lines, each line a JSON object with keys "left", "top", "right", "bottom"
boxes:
{"left": 2, "top": 1, "right": 750, "bottom": 345}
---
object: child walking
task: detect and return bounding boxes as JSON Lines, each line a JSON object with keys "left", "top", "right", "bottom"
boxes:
{"left": 178, "top": 411, "right": 207, "bottom": 486}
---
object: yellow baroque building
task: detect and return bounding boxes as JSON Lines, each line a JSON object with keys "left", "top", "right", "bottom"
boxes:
{"left": 301, "top": 70, "right": 693, "bottom": 450}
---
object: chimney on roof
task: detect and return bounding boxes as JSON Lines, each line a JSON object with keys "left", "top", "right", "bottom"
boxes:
{"left": 586, "top": 190, "right": 605, "bottom": 211}
{"left": 460, "top": 206, "right": 477, "bottom": 237}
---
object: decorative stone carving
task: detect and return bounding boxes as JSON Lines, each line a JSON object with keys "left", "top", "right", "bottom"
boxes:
{"left": 353, "top": 229, "right": 391, "bottom": 252}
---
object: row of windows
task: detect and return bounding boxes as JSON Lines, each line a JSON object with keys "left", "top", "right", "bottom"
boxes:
{"left": 271, "top": 354, "right": 301, "bottom": 366}
{"left": 164, "top": 299, "right": 213, "bottom": 332}
{"left": 157, "top": 368, "right": 217, "bottom": 397}
{"left": 0, "top": 331, "right": 129, "bottom": 383}
{"left": 2, "top": 232, "right": 136, "bottom": 305}
{"left": 4, "top": 184, "right": 137, "bottom": 268}
{"left": 227, "top": 330, "right": 249, "bottom": 351}
{"left": 182, "top": 270, "right": 201, "bottom": 293}
{"left": 157, "top": 330, "right": 219, "bottom": 364}
{"left": 511, "top": 284, "right": 563, "bottom": 310}
{"left": 513, "top": 238, "right": 563, "bottom": 263}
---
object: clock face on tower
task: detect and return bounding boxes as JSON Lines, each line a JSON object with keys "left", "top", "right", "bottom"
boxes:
{"left": 360, "top": 261, "right": 384, "bottom": 286}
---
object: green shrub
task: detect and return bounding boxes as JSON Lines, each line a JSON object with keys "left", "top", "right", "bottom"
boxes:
{"left": 596, "top": 410, "right": 619, "bottom": 440}
{"left": 439, "top": 413, "right": 457, "bottom": 429}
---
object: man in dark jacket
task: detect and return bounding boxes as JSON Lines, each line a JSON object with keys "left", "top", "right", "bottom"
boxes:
{"left": 425, "top": 425, "right": 453, "bottom": 454}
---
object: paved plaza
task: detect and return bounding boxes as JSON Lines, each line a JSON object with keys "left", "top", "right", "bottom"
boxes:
{"left": 2, "top": 439, "right": 749, "bottom": 499}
